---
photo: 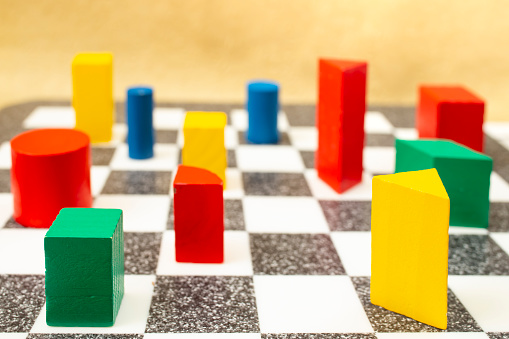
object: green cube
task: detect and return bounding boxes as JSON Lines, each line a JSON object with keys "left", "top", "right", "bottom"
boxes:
{"left": 44, "top": 208, "right": 124, "bottom": 327}
{"left": 395, "top": 139, "right": 492, "bottom": 228}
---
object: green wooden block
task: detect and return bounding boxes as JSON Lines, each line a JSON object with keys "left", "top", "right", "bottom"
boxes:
{"left": 395, "top": 139, "right": 492, "bottom": 228}
{"left": 44, "top": 208, "right": 124, "bottom": 327}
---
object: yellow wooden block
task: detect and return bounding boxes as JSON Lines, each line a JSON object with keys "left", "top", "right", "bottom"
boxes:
{"left": 182, "top": 112, "right": 227, "bottom": 188}
{"left": 371, "top": 168, "right": 450, "bottom": 329}
{"left": 72, "top": 52, "right": 114, "bottom": 143}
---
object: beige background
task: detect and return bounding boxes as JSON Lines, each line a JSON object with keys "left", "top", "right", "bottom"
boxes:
{"left": 0, "top": 0, "right": 508, "bottom": 119}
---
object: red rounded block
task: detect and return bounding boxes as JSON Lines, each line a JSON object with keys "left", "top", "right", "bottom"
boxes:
{"left": 10, "top": 129, "right": 92, "bottom": 228}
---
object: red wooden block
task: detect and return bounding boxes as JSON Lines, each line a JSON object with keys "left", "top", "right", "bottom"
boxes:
{"left": 173, "top": 165, "right": 224, "bottom": 263}
{"left": 417, "top": 85, "right": 485, "bottom": 152}
{"left": 10, "top": 129, "right": 92, "bottom": 228}
{"left": 316, "top": 58, "right": 368, "bottom": 193}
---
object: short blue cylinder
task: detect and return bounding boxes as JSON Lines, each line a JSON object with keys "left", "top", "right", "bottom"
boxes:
{"left": 126, "top": 86, "right": 154, "bottom": 159}
{"left": 246, "top": 81, "right": 279, "bottom": 144}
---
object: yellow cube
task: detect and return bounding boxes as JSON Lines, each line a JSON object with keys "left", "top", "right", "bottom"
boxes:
{"left": 371, "top": 168, "right": 450, "bottom": 329}
{"left": 182, "top": 112, "right": 227, "bottom": 188}
{"left": 72, "top": 52, "right": 114, "bottom": 143}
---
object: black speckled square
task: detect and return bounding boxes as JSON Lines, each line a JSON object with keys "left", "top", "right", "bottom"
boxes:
{"left": 228, "top": 149, "right": 237, "bottom": 168}
{"left": 351, "top": 276, "right": 482, "bottom": 332}
{"left": 243, "top": 172, "right": 311, "bottom": 196}
{"left": 101, "top": 171, "right": 172, "bottom": 195}
{"left": 155, "top": 129, "right": 178, "bottom": 144}
{"left": 300, "top": 151, "right": 315, "bottom": 169}
{"left": 27, "top": 335, "right": 143, "bottom": 339}
{"left": 0, "top": 169, "right": 11, "bottom": 193}
{"left": 284, "top": 104, "right": 316, "bottom": 126}
{"left": 225, "top": 199, "right": 245, "bottom": 230}
{"left": 320, "top": 201, "right": 371, "bottom": 231}
{"left": 488, "top": 333, "right": 509, "bottom": 339}
{"left": 365, "top": 133, "right": 395, "bottom": 147}
{"left": 124, "top": 232, "right": 163, "bottom": 274}
{"left": 3, "top": 216, "right": 24, "bottom": 229}
{"left": 250, "top": 233, "right": 345, "bottom": 275}
{"left": 145, "top": 275, "right": 260, "bottom": 333}
{"left": 262, "top": 334, "right": 376, "bottom": 339}
{"left": 91, "top": 147, "right": 116, "bottom": 166}
{"left": 489, "top": 202, "right": 509, "bottom": 232}
{"left": 449, "top": 235, "right": 509, "bottom": 275}
{"left": 238, "top": 131, "right": 292, "bottom": 146}
{"left": 0, "top": 274, "right": 45, "bottom": 332}
{"left": 369, "top": 106, "right": 415, "bottom": 128}
{"left": 485, "top": 135, "right": 509, "bottom": 183}
{"left": 166, "top": 200, "right": 174, "bottom": 230}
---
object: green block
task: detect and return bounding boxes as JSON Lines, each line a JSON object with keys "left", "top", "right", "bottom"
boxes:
{"left": 44, "top": 208, "right": 124, "bottom": 327}
{"left": 395, "top": 139, "right": 492, "bottom": 228}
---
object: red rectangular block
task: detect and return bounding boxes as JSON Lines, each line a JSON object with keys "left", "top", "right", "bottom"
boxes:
{"left": 417, "top": 86, "right": 485, "bottom": 152}
{"left": 173, "top": 165, "right": 224, "bottom": 263}
{"left": 316, "top": 58, "right": 368, "bottom": 193}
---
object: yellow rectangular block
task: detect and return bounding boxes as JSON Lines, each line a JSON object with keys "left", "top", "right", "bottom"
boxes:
{"left": 371, "top": 168, "right": 450, "bottom": 329}
{"left": 182, "top": 112, "right": 227, "bottom": 188}
{"left": 72, "top": 52, "right": 114, "bottom": 143}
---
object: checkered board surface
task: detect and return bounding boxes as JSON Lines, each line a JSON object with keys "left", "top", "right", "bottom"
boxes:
{"left": 1, "top": 101, "right": 509, "bottom": 339}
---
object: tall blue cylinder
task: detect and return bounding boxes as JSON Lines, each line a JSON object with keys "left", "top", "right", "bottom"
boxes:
{"left": 126, "top": 86, "right": 154, "bottom": 159}
{"left": 246, "top": 80, "right": 279, "bottom": 144}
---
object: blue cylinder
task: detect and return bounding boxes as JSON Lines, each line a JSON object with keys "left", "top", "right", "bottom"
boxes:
{"left": 246, "top": 80, "right": 279, "bottom": 144}
{"left": 126, "top": 86, "right": 154, "bottom": 159}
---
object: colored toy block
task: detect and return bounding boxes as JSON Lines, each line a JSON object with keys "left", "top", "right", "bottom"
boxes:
{"left": 395, "top": 139, "right": 492, "bottom": 228}
{"left": 417, "top": 85, "right": 485, "bottom": 152}
{"left": 45, "top": 208, "right": 124, "bottom": 327}
{"left": 72, "top": 52, "right": 114, "bottom": 143}
{"left": 246, "top": 80, "right": 279, "bottom": 144}
{"left": 126, "top": 86, "right": 154, "bottom": 159}
{"left": 173, "top": 165, "right": 224, "bottom": 263}
{"left": 371, "top": 168, "right": 450, "bottom": 329}
{"left": 316, "top": 58, "right": 367, "bottom": 193}
{"left": 10, "top": 129, "right": 92, "bottom": 228}
{"left": 182, "top": 111, "right": 227, "bottom": 187}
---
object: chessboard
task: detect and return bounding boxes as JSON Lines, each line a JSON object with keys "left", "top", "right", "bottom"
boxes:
{"left": 1, "top": 101, "right": 509, "bottom": 339}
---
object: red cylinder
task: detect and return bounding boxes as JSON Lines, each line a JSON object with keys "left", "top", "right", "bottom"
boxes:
{"left": 10, "top": 129, "right": 92, "bottom": 228}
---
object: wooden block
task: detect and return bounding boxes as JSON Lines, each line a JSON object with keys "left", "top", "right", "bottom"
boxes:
{"left": 371, "top": 168, "right": 450, "bottom": 329}
{"left": 72, "top": 52, "right": 114, "bottom": 143}
{"left": 417, "top": 85, "right": 485, "bottom": 152}
{"left": 316, "top": 58, "right": 367, "bottom": 193}
{"left": 396, "top": 139, "right": 492, "bottom": 228}
{"left": 44, "top": 208, "right": 124, "bottom": 327}
{"left": 182, "top": 111, "right": 227, "bottom": 188}
{"left": 173, "top": 165, "right": 224, "bottom": 263}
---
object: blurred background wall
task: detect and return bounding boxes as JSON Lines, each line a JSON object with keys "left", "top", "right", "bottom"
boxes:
{"left": 0, "top": 0, "right": 508, "bottom": 119}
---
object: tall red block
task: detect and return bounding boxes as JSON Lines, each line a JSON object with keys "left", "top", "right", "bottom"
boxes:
{"left": 316, "top": 59, "right": 368, "bottom": 193}
{"left": 417, "top": 86, "right": 485, "bottom": 152}
{"left": 173, "top": 165, "right": 224, "bottom": 263}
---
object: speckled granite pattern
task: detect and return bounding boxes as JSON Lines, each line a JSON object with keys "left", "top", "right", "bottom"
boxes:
{"left": 145, "top": 275, "right": 259, "bottom": 333}
{"left": 369, "top": 105, "right": 415, "bottom": 128}
{"left": 242, "top": 172, "right": 312, "bottom": 196}
{"left": 101, "top": 170, "right": 172, "bottom": 195}
{"left": 490, "top": 202, "right": 509, "bottom": 232}
{"left": 238, "top": 131, "right": 292, "bottom": 145}
{"left": 284, "top": 104, "right": 316, "bottom": 127}
{"left": 449, "top": 235, "right": 509, "bottom": 275}
{"left": 27, "top": 335, "right": 143, "bottom": 339}
{"left": 351, "top": 276, "right": 482, "bottom": 332}
{"left": 262, "top": 334, "right": 376, "bottom": 339}
{"left": 91, "top": 147, "right": 116, "bottom": 166}
{"left": 485, "top": 134, "right": 509, "bottom": 183}
{"left": 155, "top": 129, "right": 178, "bottom": 144}
{"left": 365, "top": 133, "right": 395, "bottom": 147}
{"left": 250, "top": 233, "right": 345, "bottom": 275}
{"left": 488, "top": 333, "right": 509, "bottom": 339}
{"left": 228, "top": 149, "right": 237, "bottom": 168}
{"left": 0, "top": 274, "right": 46, "bottom": 332}
{"left": 0, "top": 169, "right": 11, "bottom": 193}
{"left": 3, "top": 216, "right": 24, "bottom": 228}
{"left": 224, "top": 199, "right": 245, "bottom": 230}
{"left": 320, "top": 201, "right": 371, "bottom": 231}
{"left": 300, "top": 150, "right": 315, "bottom": 169}
{"left": 124, "top": 232, "right": 163, "bottom": 274}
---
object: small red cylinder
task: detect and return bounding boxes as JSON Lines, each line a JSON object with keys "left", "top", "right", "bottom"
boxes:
{"left": 10, "top": 129, "right": 92, "bottom": 228}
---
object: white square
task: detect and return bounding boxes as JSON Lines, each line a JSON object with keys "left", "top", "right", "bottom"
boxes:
{"left": 90, "top": 166, "right": 111, "bottom": 197}
{"left": 30, "top": 274, "right": 156, "bottom": 334}
{"left": 331, "top": 231, "right": 371, "bottom": 276}
{"left": 0, "top": 229, "right": 46, "bottom": 274}
{"left": 377, "top": 333, "right": 490, "bottom": 339}
{"left": 156, "top": 231, "right": 253, "bottom": 276}
{"left": 230, "top": 109, "right": 289, "bottom": 132}
{"left": 254, "top": 275, "right": 373, "bottom": 333}
{"left": 394, "top": 128, "right": 419, "bottom": 140}
{"left": 22, "top": 106, "right": 76, "bottom": 129}
{"left": 144, "top": 334, "right": 262, "bottom": 339}
{"left": 0, "top": 193, "right": 13, "bottom": 228}
{"left": 448, "top": 226, "right": 488, "bottom": 235}
{"left": 225, "top": 126, "right": 239, "bottom": 149}
{"left": 448, "top": 275, "right": 509, "bottom": 332}
{"left": 0, "top": 141, "right": 12, "bottom": 169}
{"left": 224, "top": 168, "right": 244, "bottom": 199}
{"left": 491, "top": 233, "right": 509, "bottom": 257}
{"left": 109, "top": 143, "right": 179, "bottom": 171}
{"left": 288, "top": 127, "right": 317, "bottom": 151}
{"left": 365, "top": 111, "right": 393, "bottom": 134}
{"left": 489, "top": 172, "right": 509, "bottom": 202}
{"left": 483, "top": 122, "right": 509, "bottom": 141}
{"left": 363, "top": 147, "right": 396, "bottom": 174}
{"left": 305, "top": 169, "right": 373, "bottom": 201}
{"left": 154, "top": 107, "right": 185, "bottom": 130}
{"left": 243, "top": 196, "right": 328, "bottom": 233}
{"left": 236, "top": 145, "right": 304, "bottom": 172}
{"left": 0, "top": 334, "right": 29, "bottom": 339}
{"left": 93, "top": 195, "right": 170, "bottom": 232}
